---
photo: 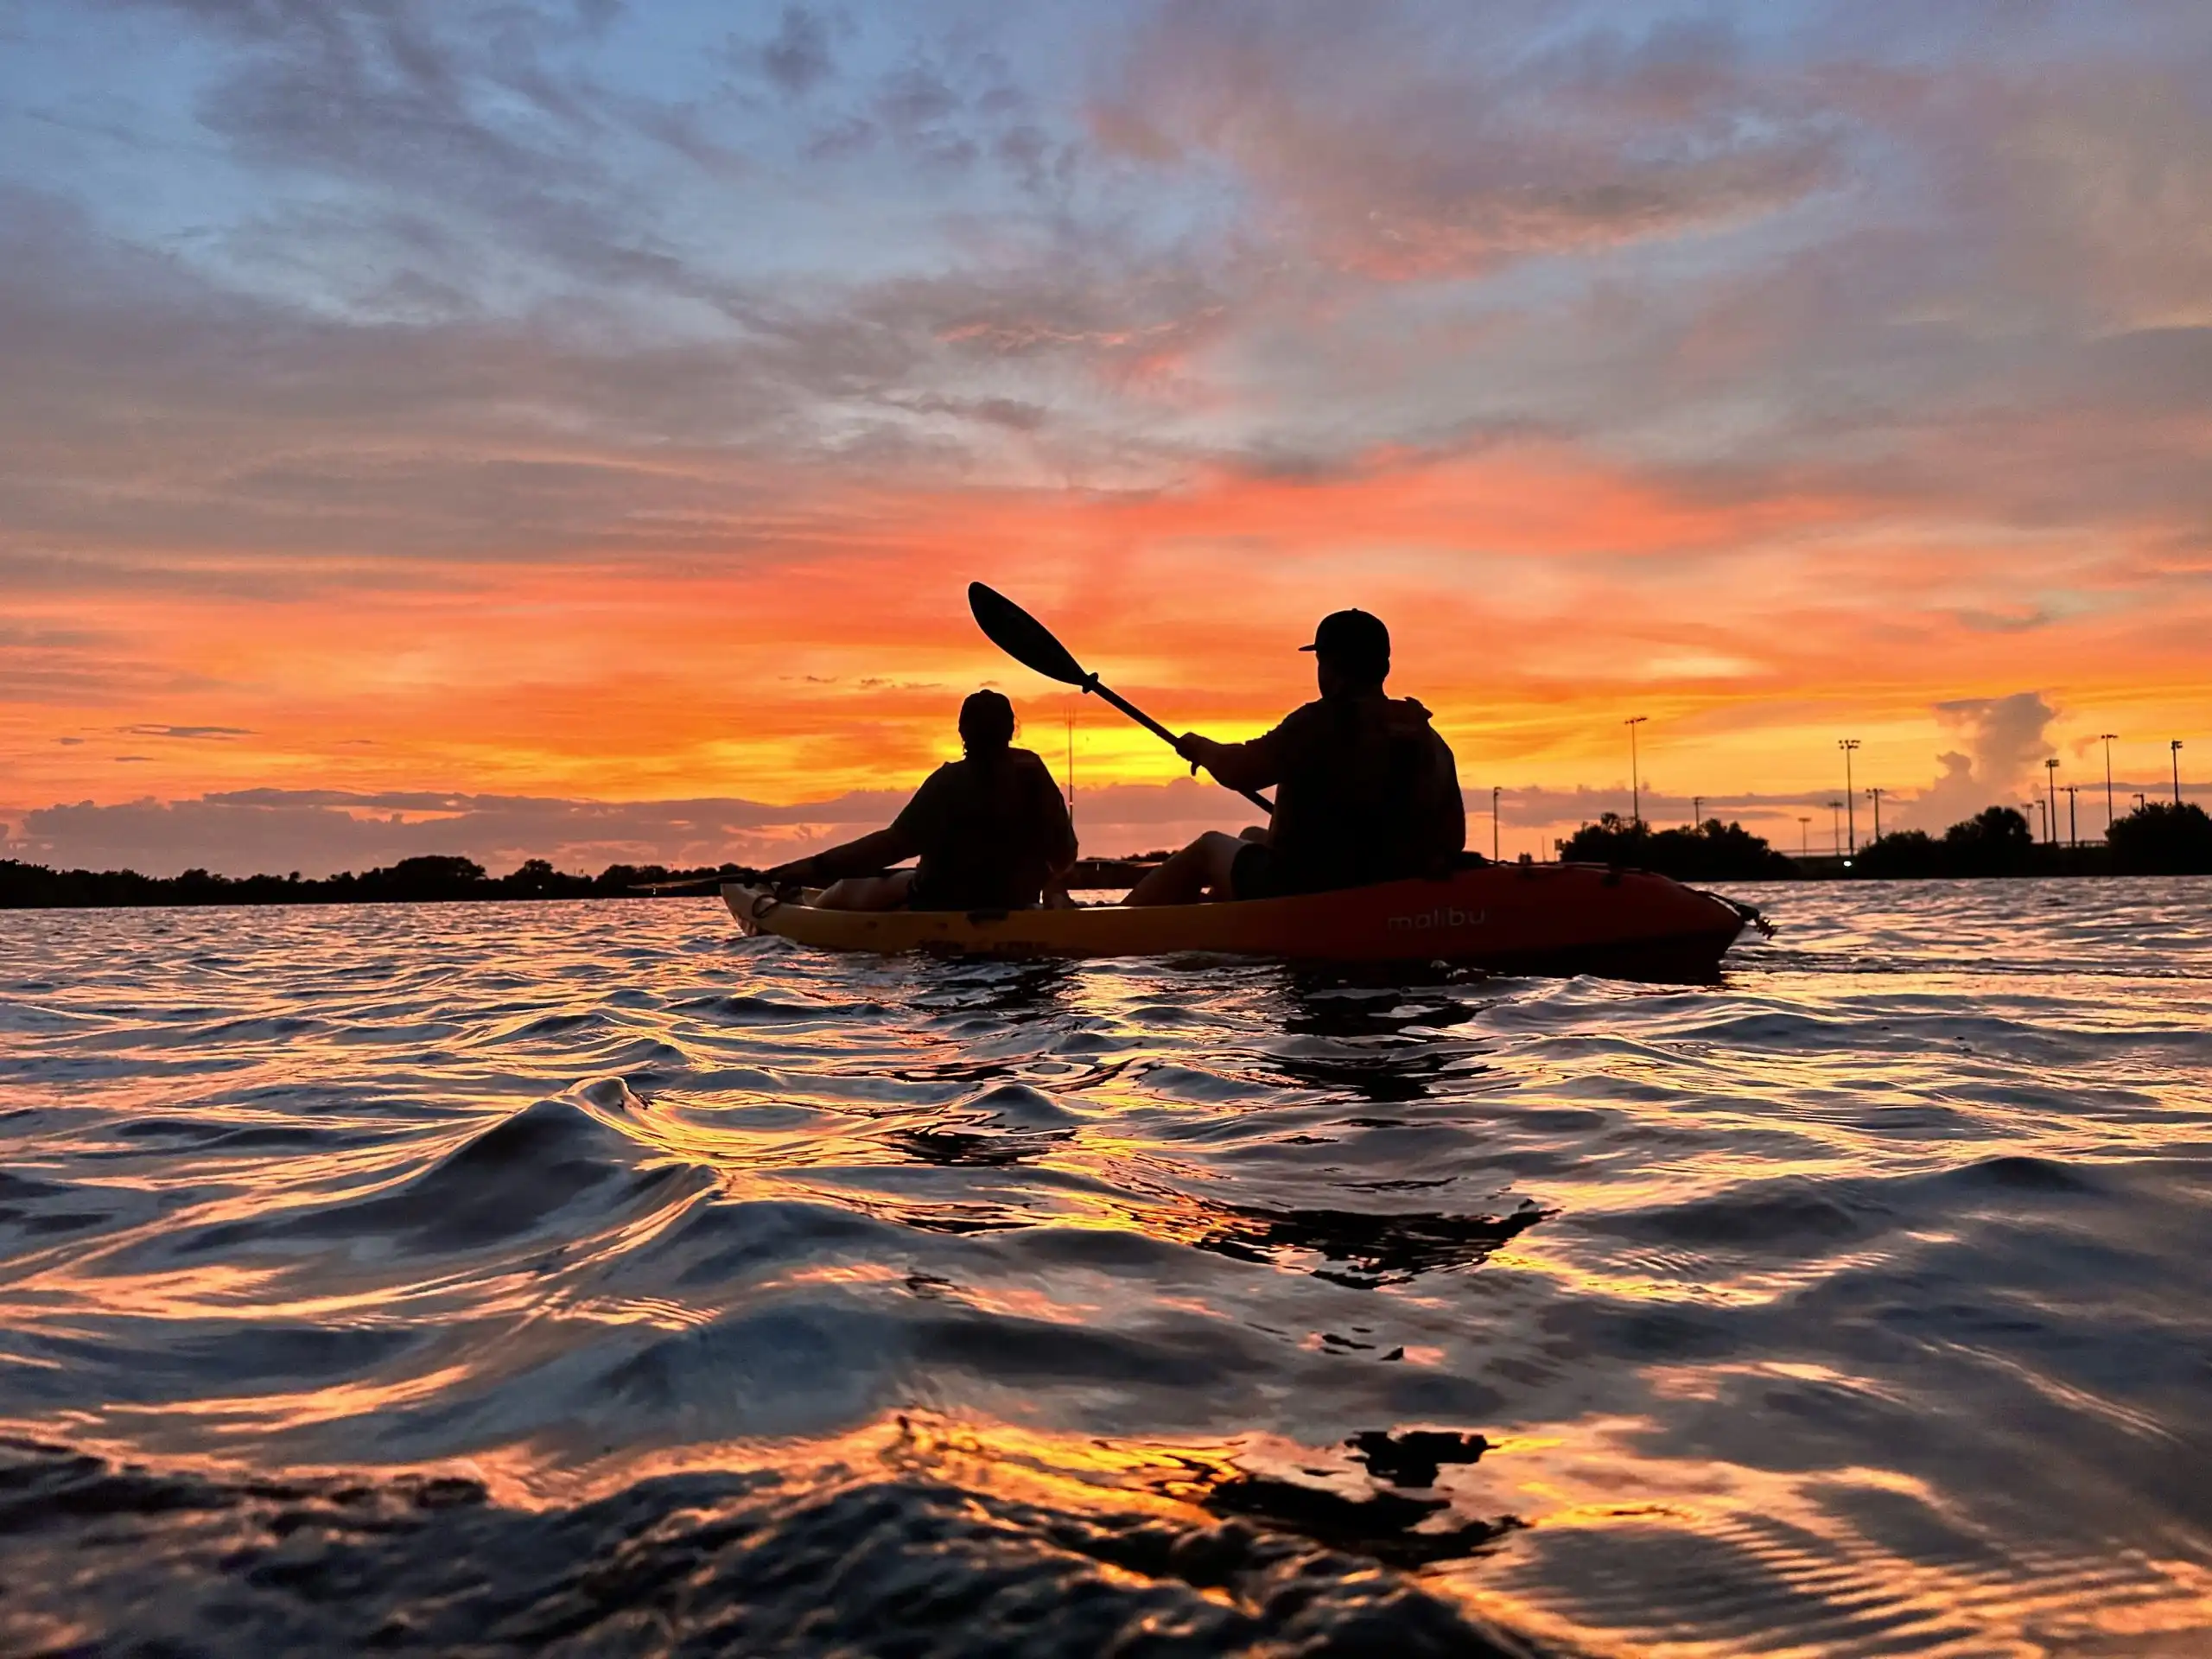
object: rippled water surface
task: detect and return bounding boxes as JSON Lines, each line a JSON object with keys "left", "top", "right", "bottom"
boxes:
{"left": 3, "top": 879, "right": 2209, "bottom": 1656}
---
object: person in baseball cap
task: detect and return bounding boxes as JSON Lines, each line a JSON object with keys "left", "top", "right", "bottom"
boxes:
{"left": 1127, "top": 609, "right": 1465, "bottom": 905}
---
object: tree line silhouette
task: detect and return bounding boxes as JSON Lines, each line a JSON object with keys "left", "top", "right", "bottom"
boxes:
{"left": 3, "top": 799, "right": 2206, "bottom": 907}
{"left": 0, "top": 855, "right": 736, "bottom": 910}
{"left": 1851, "top": 801, "right": 2212, "bottom": 877}
{"left": 1554, "top": 815, "right": 1800, "bottom": 879}
{"left": 1555, "top": 800, "right": 2212, "bottom": 880}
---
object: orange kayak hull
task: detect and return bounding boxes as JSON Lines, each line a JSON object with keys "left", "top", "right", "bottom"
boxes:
{"left": 723, "top": 864, "right": 1747, "bottom": 982}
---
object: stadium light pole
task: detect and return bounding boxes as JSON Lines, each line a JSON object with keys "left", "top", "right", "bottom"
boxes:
{"left": 2044, "top": 757, "right": 2060, "bottom": 846}
{"left": 2100, "top": 734, "right": 2118, "bottom": 835}
{"left": 1625, "top": 716, "right": 1648, "bottom": 827}
{"left": 1828, "top": 799, "right": 1843, "bottom": 856}
{"left": 2174, "top": 740, "right": 2185, "bottom": 805}
{"left": 1692, "top": 794, "right": 1702, "bottom": 830}
{"left": 2064, "top": 783, "right": 2078, "bottom": 849}
{"left": 1491, "top": 785, "right": 1502, "bottom": 862}
{"left": 1797, "top": 816, "right": 1811, "bottom": 857}
{"left": 1866, "top": 785, "right": 1883, "bottom": 844}
{"left": 1838, "top": 740, "right": 1860, "bottom": 854}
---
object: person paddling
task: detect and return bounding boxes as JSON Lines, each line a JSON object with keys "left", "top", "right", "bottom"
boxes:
{"left": 1127, "top": 610, "right": 1464, "bottom": 905}
{"left": 763, "top": 690, "right": 1077, "bottom": 911}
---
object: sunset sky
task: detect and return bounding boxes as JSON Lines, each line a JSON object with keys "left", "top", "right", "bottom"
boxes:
{"left": 3, "top": 0, "right": 2207, "bottom": 873}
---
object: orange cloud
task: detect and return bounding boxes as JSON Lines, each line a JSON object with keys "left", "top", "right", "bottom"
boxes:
{"left": 5, "top": 440, "right": 2205, "bottom": 867}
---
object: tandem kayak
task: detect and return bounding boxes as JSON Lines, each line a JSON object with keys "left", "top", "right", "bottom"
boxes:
{"left": 723, "top": 863, "right": 1753, "bottom": 982}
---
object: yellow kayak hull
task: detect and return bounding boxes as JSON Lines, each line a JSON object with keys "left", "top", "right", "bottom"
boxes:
{"left": 723, "top": 864, "right": 1748, "bottom": 981}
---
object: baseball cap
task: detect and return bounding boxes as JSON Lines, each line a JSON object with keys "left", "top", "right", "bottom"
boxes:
{"left": 1298, "top": 609, "right": 1390, "bottom": 664}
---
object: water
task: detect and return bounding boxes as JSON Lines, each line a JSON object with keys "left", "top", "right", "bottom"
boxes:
{"left": 2, "top": 880, "right": 2208, "bottom": 1656}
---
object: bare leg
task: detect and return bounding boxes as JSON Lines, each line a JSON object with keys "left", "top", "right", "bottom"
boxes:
{"left": 1125, "top": 831, "right": 1245, "bottom": 906}
{"left": 812, "top": 870, "right": 918, "bottom": 911}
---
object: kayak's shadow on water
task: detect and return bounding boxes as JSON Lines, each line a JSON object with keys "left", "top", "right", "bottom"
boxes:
{"left": 906, "top": 958, "right": 1076, "bottom": 1021}
{"left": 1191, "top": 1198, "right": 1550, "bottom": 1288}
{"left": 1263, "top": 970, "right": 1497, "bottom": 1103}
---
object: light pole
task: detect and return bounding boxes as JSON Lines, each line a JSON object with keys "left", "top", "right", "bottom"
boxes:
{"left": 1866, "top": 785, "right": 1883, "bottom": 843}
{"left": 1828, "top": 799, "right": 1843, "bottom": 856}
{"left": 1797, "top": 816, "right": 1811, "bottom": 857}
{"left": 1625, "top": 716, "right": 1648, "bottom": 827}
{"left": 2100, "top": 733, "right": 2118, "bottom": 835}
{"left": 2064, "top": 783, "right": 2078, "bottom": 849}
{"left": 1839, "top": 739, "right": 1860, "bottom": 853}
{"left": 2174, "top": 740, "right": 2185, "bottom": 805}
{"left": 1692, "top": 794, "right": 1703, "bottom": 830}
{"left": 2031, "top": 798, "right": 2046, "bottom": 842}
{"left": 2044, "top": 757, "right": 2060, "bottom": 845}
{"left": 2135, "top": 792, "right": 2148, "bottom": 812}
{"left": 1491, "top": 785, "right": 1502, "bottom": 862}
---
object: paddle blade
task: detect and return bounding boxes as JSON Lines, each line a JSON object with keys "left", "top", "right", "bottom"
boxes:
{"left": 968, "top": 582, "right": 1090, "bottom": 686}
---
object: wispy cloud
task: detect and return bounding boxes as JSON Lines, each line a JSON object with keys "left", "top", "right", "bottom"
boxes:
{"left": 740, "top": 5, "right": 841, "bottom": 99}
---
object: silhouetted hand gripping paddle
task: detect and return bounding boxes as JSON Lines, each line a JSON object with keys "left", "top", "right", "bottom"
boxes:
{"left": 967, "top": 582, "right": 1275, "bottom": 816}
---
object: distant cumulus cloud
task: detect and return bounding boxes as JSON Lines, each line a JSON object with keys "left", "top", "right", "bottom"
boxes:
{"left": 1903, "top": 693, "right": 2059, "bottom": 830}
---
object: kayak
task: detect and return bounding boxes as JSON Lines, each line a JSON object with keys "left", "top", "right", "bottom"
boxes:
{"left": 723, "top": 862, "right": 1752, "bottom": 981}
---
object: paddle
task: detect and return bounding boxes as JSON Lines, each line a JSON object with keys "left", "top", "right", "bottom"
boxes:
{"left": 967, "top": 582, "right": 1275, "bottom": 816}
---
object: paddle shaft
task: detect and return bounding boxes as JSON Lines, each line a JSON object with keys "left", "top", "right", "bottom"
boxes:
{"left": 965, "top": 582, "right": 1275, "bottom": 817}
{"left": 1084, "top": 678, "right": 1276, "bottom": 817}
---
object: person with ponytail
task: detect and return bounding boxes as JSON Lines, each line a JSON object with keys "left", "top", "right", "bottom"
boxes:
{"left": 762, "top": 690, "right": 1077, "bottom": 911}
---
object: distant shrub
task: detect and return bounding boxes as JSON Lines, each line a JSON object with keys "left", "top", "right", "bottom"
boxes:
{"left": 1852, "top": 830, "right": 1944, "bottom": 878}
{"left": 1554, "top": 814, "right": 1798, "bottom": 880}
{"left": 1939, "top": 806, "right": 2037, "bottom": 876}
{"left": 2107, "top": 802, "right": 2212, "bottom": 874}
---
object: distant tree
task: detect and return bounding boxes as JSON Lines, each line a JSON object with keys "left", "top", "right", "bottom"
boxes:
{"left": 1851, "top": 830, "right": 1944, "bottom": 878}
{"left": 499, "top": 857, "right": 580, "bottom": 898}
{"left": 1940, "top": 806, "right": 2036, "bottom": 876}
{"left": 391, "top": 855, "right": 487, "bottom": 885}
{"left": 352, "top": 855, "right": 490, "bottom": 901}
{"left": 2107, "top": 801, "right": 2212, "bottom": 875}
{"left": 1555, "top": 813, "right": 1797, "bottom": 880}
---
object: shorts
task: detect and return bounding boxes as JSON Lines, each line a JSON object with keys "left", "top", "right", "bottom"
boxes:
{"left": 1229, "top": 841, "right": 1286, "bottom": 900}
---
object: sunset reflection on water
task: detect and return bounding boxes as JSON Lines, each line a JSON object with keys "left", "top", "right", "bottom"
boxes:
{"left": 3, "top": 880, "right": 2209, "bottom": 1653}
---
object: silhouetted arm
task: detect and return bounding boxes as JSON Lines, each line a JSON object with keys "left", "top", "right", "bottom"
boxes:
{"left": 1173, "top": 728, "right": 1288, "bottom": 794}
{"left": 764, "top": 825, "right": 918, "bottom": 886}
{"left": 1039, "top": 763, "right": 1077, "bottom": 874}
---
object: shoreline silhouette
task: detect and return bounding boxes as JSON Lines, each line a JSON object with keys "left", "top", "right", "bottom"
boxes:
{"left": 5, "top": 800, "right": 2206, "bottom": 910}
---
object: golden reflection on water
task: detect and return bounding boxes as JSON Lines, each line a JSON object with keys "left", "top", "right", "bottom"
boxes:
{"left": 3, "top": 882, "right": 2210, "bottom": 1652}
